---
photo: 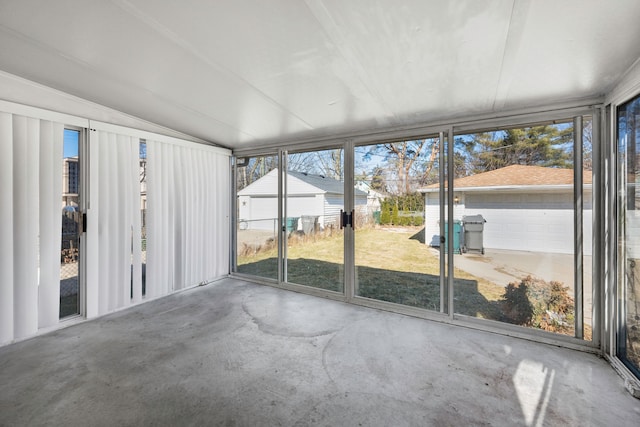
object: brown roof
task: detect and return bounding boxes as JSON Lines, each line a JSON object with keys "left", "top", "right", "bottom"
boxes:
{"left": 424, "top": 165, "right": 592, "bottom": 190}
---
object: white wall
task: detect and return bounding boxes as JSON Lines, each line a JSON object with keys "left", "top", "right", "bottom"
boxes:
{"left": 238, "top": 196, "right": 278, "bottom": 231}
{"left": 424, "top": 194, "right": 466, "bottom": 247}
{"left": 288, "top": 195, "right": 325, "bottom": 229}
{"left": 240, "top": 193, "right": 334, "bottom": 231}
{"left": 425, "top": 191, "right": 593, "bottom": 255}
{"left": 238, "top": 170, "right": 367, "bottom": 230}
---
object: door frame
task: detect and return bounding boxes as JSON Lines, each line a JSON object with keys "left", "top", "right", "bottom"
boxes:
{"left": 60, "top": 125, "right": 87, "bottom": 320}
{"left": 231, "top": 102, "right": 604, "bottom": 354}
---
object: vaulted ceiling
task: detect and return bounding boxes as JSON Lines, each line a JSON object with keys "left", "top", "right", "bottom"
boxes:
{"left": 1, "top": 0, "right": 639, "bottom": 149}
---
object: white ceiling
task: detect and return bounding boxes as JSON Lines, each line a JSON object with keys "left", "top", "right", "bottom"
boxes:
{"left": 1, "top": 0, "right": 639, "bottom": 150}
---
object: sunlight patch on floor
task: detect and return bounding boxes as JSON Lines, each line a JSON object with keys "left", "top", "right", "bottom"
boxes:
{"left": 513, "top": 359, "right": 555, "bottom": 426}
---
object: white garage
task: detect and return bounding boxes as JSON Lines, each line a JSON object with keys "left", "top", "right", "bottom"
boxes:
{"left": 421, "top": 165, "right": 593, "bottom": 255}
{"left": 238, "top": 169, "right": 367, "bottom": 232}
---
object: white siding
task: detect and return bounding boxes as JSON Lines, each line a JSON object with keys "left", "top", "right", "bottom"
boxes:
{"left": 287, "top": 195, "right": 324, "bottom": 230}
{"left": 242, "top": 196, "right": 279, "bottom": 231}
{"left": 425, "top": 194, "right": 442, "bottom": 247}
{"left": 425, "top": 190, "right": 593, "bottom": 255}
{"left": 322, "top": 193, "right": 367, "bottom": 228}
{"left": 237, "top": 195, "right": 251, "bottom": 223}
{"left": 355, "top": 194, "right": 368, "bottom": 209}
{"left": 324, "top": 194, "right": 344, "bottom": 228}
{"left": 239, "top": 194, "right": 326, "bottom": 231}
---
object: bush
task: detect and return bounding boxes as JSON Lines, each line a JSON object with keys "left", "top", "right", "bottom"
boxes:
{"left": 501, "top": 281, "right": 533, "bottom": 325}
{"left": 501, "top": 275, "right": 575, "bottom": 333}
{"left": 391, "top": 205, "right": 399, "bottom": 225}
{"left": 378, "top": 194, "right": 425, "bottom": 227}
{"left": 401, "top": 209, "right": 410, "bottom": 226}
{"left": 380, "top": 208, "right": 391, "bottom": 225}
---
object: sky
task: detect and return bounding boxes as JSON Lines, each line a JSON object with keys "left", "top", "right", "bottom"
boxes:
{"left": 63, "top": 128, "right": 79, "bottom": 158}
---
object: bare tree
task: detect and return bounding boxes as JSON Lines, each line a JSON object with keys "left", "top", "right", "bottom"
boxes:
{"left": 384, "top": 140, "right": 427, "bottom": 194}
{"left": 238, "top": 156, "right": 278, "bottom": 189}
{"left": 315, "top": 148, "right": 343, "bottom": 180}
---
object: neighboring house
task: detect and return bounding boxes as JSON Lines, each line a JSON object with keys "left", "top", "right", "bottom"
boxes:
{"left": 420, "top": 165, "right": 593, "bottom": 255}
{"left": 238, "top": 169, "right": 368, "bottom": 231}
{"left": 354, "top": 180, "right": 385, "bottom": 212}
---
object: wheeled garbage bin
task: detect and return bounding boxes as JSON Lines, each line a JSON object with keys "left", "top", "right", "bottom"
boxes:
{"left": 444, "top": 220, "right": 463, "bottom": 254}
{"left": 462, "top": 214, "right": 486, "bottom": 254}
{"left": 301, "top": 215, "right": 319, "bottom": 234}
{"left": 286, "top": 217, "right": 299, "bottom": 232}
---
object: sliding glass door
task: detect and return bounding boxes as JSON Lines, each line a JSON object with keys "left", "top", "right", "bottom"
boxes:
{"left": 353, "top": 137, "right": 442, "bottom": 310}
{"left": 618, "top": 95, "right": 640, "bottom": 377}
{"left": 452, "top": 120, "right": 592, "bottom": 339}
{"left": 235, "top": 155, "right": 279, "bottom": 280}
{"left": 233, "top": 113, "right": 596, "bottom": 344}
{"left": 284, "top": 148, "right": 344, "bottom": 292}
{"left": 234, "top": 149, "right": 345, "bottom": 292}
{"left": 60, "top": 128, "right": 82, "bottom": 318}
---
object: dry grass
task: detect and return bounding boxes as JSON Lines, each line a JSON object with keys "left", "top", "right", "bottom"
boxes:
{"left": 237, "top": 226, "right": 504, "bottom": 318}
{"left": 237, "top": 226, "right": 593, "bottom": 340}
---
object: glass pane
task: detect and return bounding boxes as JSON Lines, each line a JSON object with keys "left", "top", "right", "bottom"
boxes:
{"left": 618, "top": 96, "right": 640, "bottom": 377}
{"left": 583, "top": 117, "right": 594, "bottom": 339}
{"left": 236, "top": 155, "right": 279, "bottom": 280}
{"left": 286, "top": 149, "right": 344, "bottom": 292}
{"left": 140, "top": 141, "right": 147, "bottom": 296}
{"left": 60, "top": 129, "right": 80, "bottom": 318}
{"left": 355, "top": 138, "right": 440, "bottom": 310}
{"left": 452, "top": 123, "right": 586, "bottom": 337}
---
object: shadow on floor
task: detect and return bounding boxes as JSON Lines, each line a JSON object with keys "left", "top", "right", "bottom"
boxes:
{"left": 238, "top": 257, "right": 503, "bottom": 320}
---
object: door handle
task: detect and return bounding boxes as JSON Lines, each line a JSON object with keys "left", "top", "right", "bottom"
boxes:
{"left": 340, "top": 209, "right": 354, "bottom": 229}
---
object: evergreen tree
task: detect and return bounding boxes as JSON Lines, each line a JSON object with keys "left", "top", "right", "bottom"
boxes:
{"left": 380, "top": 199, "right": 391, "bottom": 224}
{"left": 391, "top": 204, "right": 400, "bottom": 225}
{"left": 370, "top": 166, "right": 387, "bottom": 193}
{"left": 470, "top": 125, "right": 572, "bottom": 173}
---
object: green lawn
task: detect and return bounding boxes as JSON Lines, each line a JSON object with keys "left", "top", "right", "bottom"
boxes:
{"left": 238, "top": 227, "right": 504, "bottom": 319}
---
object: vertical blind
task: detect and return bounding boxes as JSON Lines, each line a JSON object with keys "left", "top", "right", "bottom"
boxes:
{"left": 0, "top": 113, "right": 63, "bottom": 344}
{"left": 146, "top": 139, "right": 230, "bottom": 297}
{"left": 86, "top": 122, "right": 230, "bottom": 318}
{"left": 86, "top": 129, "right": 141, "bottom": 317}
{"left": 0, "top": 110, "right": 230, "bottom": 345}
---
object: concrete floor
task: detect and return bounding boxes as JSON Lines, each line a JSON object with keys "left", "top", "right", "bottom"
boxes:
{"left": 1, "top": 278, "right": 638, "bottom": 426}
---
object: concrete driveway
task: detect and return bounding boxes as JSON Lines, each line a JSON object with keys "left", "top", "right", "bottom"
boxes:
{"left": 446, "top": 248, "right": 593, "bottom": 326}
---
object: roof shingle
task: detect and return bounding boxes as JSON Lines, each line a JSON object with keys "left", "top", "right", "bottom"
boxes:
{"left": 423, "top": 165, "right": 592, "bottom": 190}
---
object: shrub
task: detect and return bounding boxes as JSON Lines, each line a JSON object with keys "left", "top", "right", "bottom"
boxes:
{"left": 380, "top": 208, "right": 391, "bottom": 225}
{"left": 391, "top": 205, "right": 399, "bottom": 225}
{"left": 501, "top": 275, "right": 575, "bottom": 333}
{"left": 401, "top": 209, "right": 410, "bottom": 226}
{"left": 501, "top": 281, "right": 533, "bottom": 325}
